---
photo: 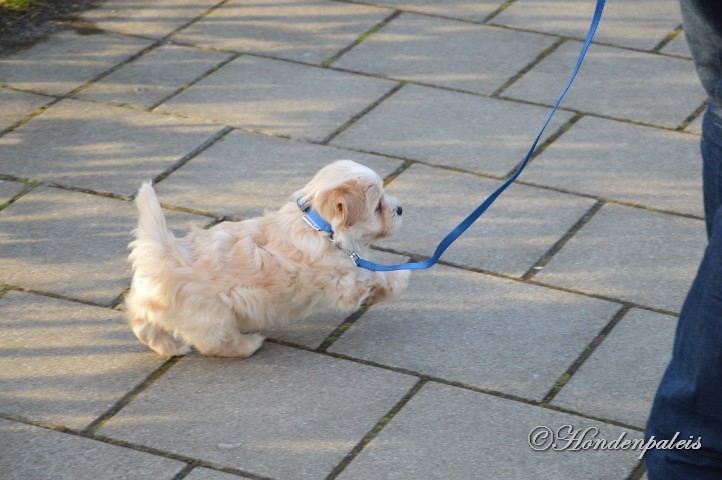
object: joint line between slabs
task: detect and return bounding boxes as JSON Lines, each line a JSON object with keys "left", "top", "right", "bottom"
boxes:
{"left": 152, "top": 126, "right": 234, "bottom": 186}
{"left": 322, "top": 9, "right": 401, "bottom": 68}
{"left": 651, "top": 24, "right": 684, "bottom": 54}
{"left": 626, "top": 460, "right": 647, "bottom": 480}
{"left": 522, "top": 199, "right": 605, "bottom": 280}
{"left": 147, "top": 52, "right": 243, "bottom": 112}
{"left": 540, "top": 304, "right": 632, "bottom": 406}
{"left": 503, "top": 112, "right": 584, "bottom": 180}
{"left": 171, "top": 462, "right": 200, "bottom": 480}
{"left": 320, "top": 82, "right": 404, "bottom": 145}
{"left": 82, "top": 356, "right": 184, "bottom": 435}
{"left": 677, "top": 100, "right": 707, "bottom": 132}
{"left": 492, "top": 36, "right": 567, "bottom": 98}
{"left": 316, "top": 305, "right": 370, "bottom": 353}
{"left": 482, "top": 0, "right": 519, "bottom": 24}
{"left": 325, "top": 378, "right": 427, "bottom": 480}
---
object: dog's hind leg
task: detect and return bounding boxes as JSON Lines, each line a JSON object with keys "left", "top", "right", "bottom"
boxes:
{"left": 192, "top": 330, "right": 264, "bottom": 358}
{"left": 182, "top": 315, "right": 264, "bottom": 358}
{"left": 128, "top": 315, "right": 191, "bottom": 356}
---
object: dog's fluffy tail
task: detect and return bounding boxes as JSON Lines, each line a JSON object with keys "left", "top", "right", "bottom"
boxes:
{"left": 134, "top": 182, "right": 174, "bottom": 244}
{"left": 129, "top": 181, "right": 182, "bottom": 268}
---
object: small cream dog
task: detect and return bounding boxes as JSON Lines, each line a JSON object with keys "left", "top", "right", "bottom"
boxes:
{"left": 125, "top": 160, "right": 410, "bottom": 357}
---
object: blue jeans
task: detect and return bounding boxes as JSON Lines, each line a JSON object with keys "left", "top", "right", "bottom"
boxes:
{"left": 644, "top": 1, "right": 722, "bottom": 478}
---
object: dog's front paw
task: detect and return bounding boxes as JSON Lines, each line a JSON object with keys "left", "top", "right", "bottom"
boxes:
{"left": 389, "top": 269, "right": 411, "bottom": 291}
{"left": 366, "top": 269, "right": 410, "bottom": 304}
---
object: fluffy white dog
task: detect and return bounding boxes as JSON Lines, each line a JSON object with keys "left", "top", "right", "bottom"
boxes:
{"left": 125, "top": 160, "right": 410, "bottom": 357}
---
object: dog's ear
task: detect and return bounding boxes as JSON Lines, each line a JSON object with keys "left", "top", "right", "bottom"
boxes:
{"left": 317, "top": 180, "right": 367, "bottom": 229}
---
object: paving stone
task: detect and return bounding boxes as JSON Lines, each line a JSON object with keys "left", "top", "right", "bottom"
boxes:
{"left": 0, "top": 180, "right": 26, "bottom": 204}
{"left": 537, "top": 204, "right": 707, "bottom": 313}
{"left": 98, "top": 344, "right": 417, "bottom": 480}
{"left": 337, "top": 382, "right": 643, "bottom": 480}
{"left": 504, "top": 41, "right": 707, "bottom": 129}
{"left": 0, "top": 291, "right": 166, "bottom": 429}
{"left": 75, "top": 44, "right": 232, "bottom": 109}
{"left": 0, "top": 418, "right": 185, "bottom": 480}
{"left": 0, "top": 30, "right": 151, "bottom": 96}
{"left": 366, "top": 0, "right": 503, "bottom": 22}
{"left": 331, "top": 84, "right": 573, "bottom": 176}
{"left": 661, "top": 32, "right": 692, "bottom": 58}
{"left": 552, "top": 309, "right": 676, "bottom": 429}
{"left": 184, "top": 468, "right": 243, "bottom": 480}
{"left": 0, "top": 186, "right": 208, "bottom": 304}
{"left": 156, "top": 129, "right": 404, "bottom": 217}
{"left": 171, "top": 0, "right": 391, "bottom": 65}
{"left": 333, "top": 13, "right": 557, "bottom": 95}
{"left": 493, "top": 0, "right": 682, "bottom": 51}
{"left": 0, "top": 88, "right": 52, "bottom": 131}
{"left": 156, "top": 55, "right": 398, "bottom": 142}
{"left": 330, "top": 264, "right": 618, "bottom": 400}
{"left": 80, "top": 0, "right": 220, "bottom": 38}
{"left": 524, "top": 116, "right": 704, "bottom": 217}
{"left": 376, "top": 164, "right": 597, "bottom": 276}
{"left": 0, "top": 99, "right": 224, "bottom": 195}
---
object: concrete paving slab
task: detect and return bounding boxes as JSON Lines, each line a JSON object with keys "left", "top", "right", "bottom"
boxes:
{"left": 661, "top": 32, "right": 692, "bottom": 58}
{"left": 80, "top": 0, "right": 220, "bottom": 39}
{"left": 524, "top": 116, "right": 704, "bottom": 217}
{"left": 0, "top": 88, "right": 52, "bottom": 131}
{"left": 0, "top": 418, "right": 185, "bottom": 480}
{"left": 155, "top": 129, "right": 403, "bottom": 218}
{"left": 75, "top": 44, "right": 231, "bottom": 109}
{"left": 0, "top": 180, "right": 26, "bottom": 204}
{"left": 493, "top": 0, "right": 682, "bottom": 51}
{"left": 504, "top": 41, "right": 707, "bottom": 129}
{"left": 0, "top": 186, "right": 208, "bottom": 304}
{"left": 331, "top": 83, "right": 573, "bottom": 176}
{"left": 171, "top": 0, "right": 391, "bottom": 65}
{"left": 0, "top": 30, "right": 151, "bottom": 96}
{"left": 330, "top": 264, "right": 618, "bottom": 400}
{"left": 337, "top": 382, "right": 643, "bottom": 480}
{"left": 333, "top": 13, "right": 557, "bottom": 95}
{"left": 537, "top": 203, "right": 707, "bottom": 313}
{"left": 184, "top": 468, "right": 243, "bottom": 480}
{"left": 377, "top": 163, "right": 597, "bottom": 276}
{"left": 0, "top": 291, "right": 166, "bottom": 430}
{"left": 156, "top": 55, "right": 398, "bottom": 142}
{"left": 0, "top": 99, "right": 224, "bottom": 196}
{"left": 366, "top": 0, "right": 503, "bottom": 22}
{"left": 98, "top": 344, "right": 417, "bottom": 480}
{"left": 552, "top": 308, "right": 676, "bottom": 429}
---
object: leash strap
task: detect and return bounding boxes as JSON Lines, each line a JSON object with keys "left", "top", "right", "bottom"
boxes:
{"left": 355, "top": 0, "right": 606, "bottom": 272}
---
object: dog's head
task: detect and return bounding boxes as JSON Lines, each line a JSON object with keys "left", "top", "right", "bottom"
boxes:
{"left": 296, "top": 160, "right": 402, "bottom": 242}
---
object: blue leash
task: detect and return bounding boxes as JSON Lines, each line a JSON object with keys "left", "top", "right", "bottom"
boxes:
{"left": 338, "top": 0, "right": 604, "bottom": 272}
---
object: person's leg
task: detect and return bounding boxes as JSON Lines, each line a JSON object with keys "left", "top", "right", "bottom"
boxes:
{"left": 644, "top": 206, "right": 722, "bottom": 478}
{"left": 644, "top": 1, "right": 722, "bottom": 478}
{"left": 702, "top": 103, "right": 722, "bottom": 235}
{"left": 679, "top": 0, "right": 722, "bottom": 235}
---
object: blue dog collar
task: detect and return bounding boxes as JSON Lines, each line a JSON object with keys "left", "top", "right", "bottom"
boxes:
{"left": 296, "top": 197, "right": 361, "bottom": 263}
{"left": 297, "top": 197, "right": 334, "bottom": 238}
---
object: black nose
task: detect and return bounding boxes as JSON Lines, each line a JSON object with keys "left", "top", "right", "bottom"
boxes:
{"left": 396, "top": 206, "right": 403, "bottom": 216}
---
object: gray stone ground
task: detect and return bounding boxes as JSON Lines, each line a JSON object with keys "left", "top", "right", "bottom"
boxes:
{"left": 0, "top": 1, "right": 706, "bottom": 479}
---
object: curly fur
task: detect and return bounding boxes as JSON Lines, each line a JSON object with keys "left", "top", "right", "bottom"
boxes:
{"left": 124, "top": 160, "right": 410, "bottom": 357}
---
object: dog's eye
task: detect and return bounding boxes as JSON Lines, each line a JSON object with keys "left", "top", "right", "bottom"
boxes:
{"left": 376, "top": 201, "right": 383, "bottom": 212}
